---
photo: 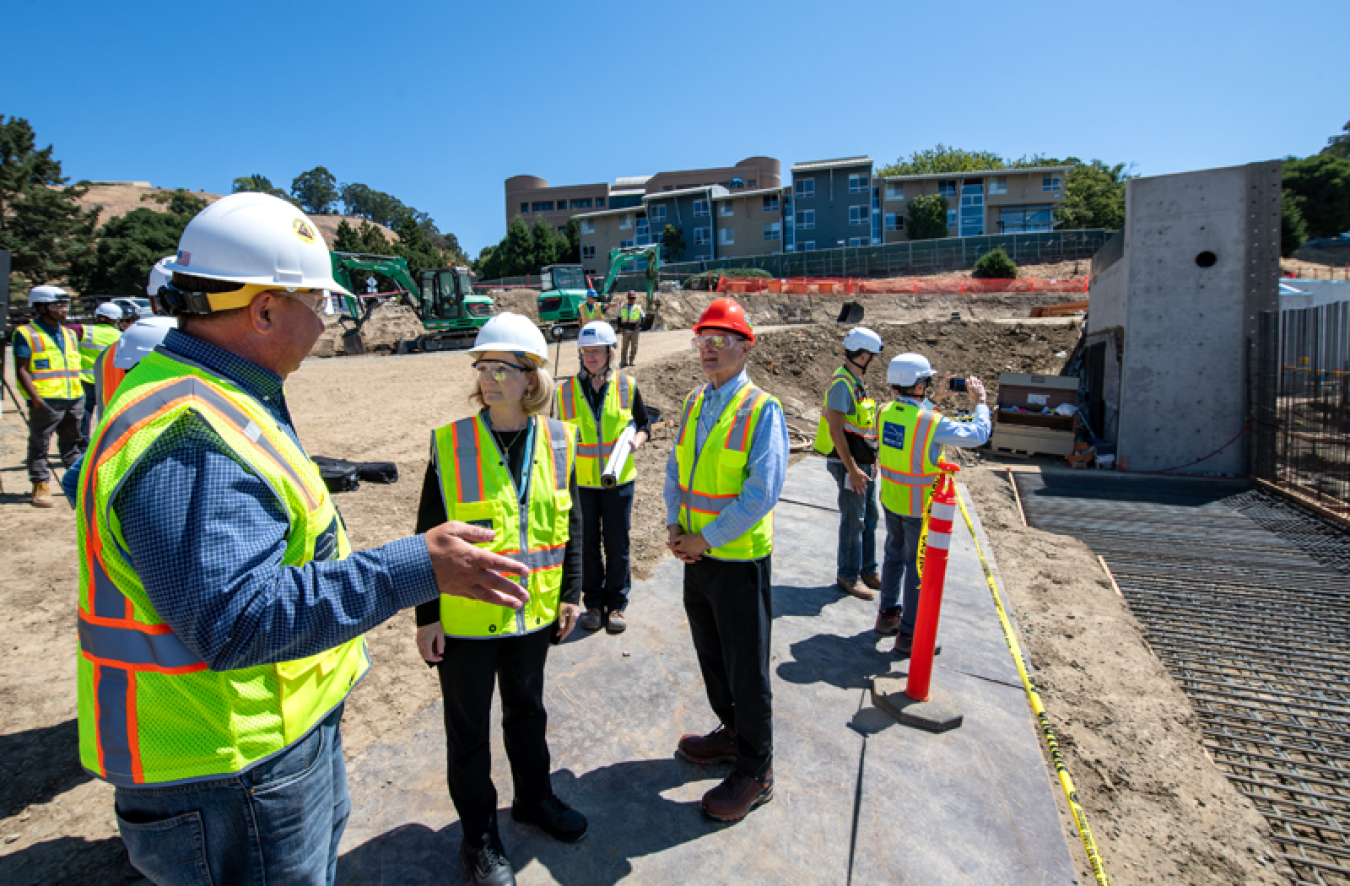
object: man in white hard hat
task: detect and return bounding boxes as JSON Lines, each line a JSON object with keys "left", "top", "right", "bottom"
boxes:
{"left": 875, "top": 354, "right": 990, "bottom": 657}
{"left": 74, "top": 192, "right": 532, "bottom": 885}
{"left": 75, "top": 302, "right": 126, "bottom": 441}
{"left": 12, "top": 285, "right": 86, "bottom": 507}
{"left": 813, "top": 326, "right": 884, "bottom": 605}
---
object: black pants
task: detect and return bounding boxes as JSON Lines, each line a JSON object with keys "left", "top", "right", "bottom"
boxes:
{"left": 578, "top": 482, "right": 634, "bottom": 613}
{"left": 26, "top": 397, "right": 85, "bottom": 483}
{"left": 435, "top": 628, "right": 554, "bottom": 851}
{"left": 683, "top": 555, "right": 773, "bottom": 777}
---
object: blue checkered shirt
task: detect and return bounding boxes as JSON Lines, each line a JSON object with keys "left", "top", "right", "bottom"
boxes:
{"left": 111, "top": 329, "right": 437, "bottom": 671}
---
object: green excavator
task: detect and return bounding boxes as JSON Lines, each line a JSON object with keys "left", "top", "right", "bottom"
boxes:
{"left": 330, "top": 252, "right": 494, "bottom": 354}
{"left": 597, "top": 245, "right": 662, "bottom": 331}
{"left": 536, "top": 245, "right": 662, "bottom": 333}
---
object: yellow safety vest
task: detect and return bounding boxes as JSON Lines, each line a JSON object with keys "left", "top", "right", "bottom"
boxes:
{"left": 675, "top": 382, "right": 777, "bottom": 561}
{"left": 876, "top": 400, "right": 942, "bottom": 517}
{"left": 580, "top": 302, "right": 605, "bottom": 321}
{"left": 813, "top": 366, "right": 877, "bottom": 457}
{"left": 431, "top": 413, "right": 575, "bottom": 638}
{"left": 620, "top": 304, "right": 642, "bottom": 325}
{"left": 79, "top": 323, "right": 122, "bottom": 383}
{"left": 556, "top": 373, "right": 637, "bottom": 488}
{"left": 14, "top": 323, "right": 82, "bottom": 399}
{"left": 76, "top": 349, "right": 368, "bottom": 788}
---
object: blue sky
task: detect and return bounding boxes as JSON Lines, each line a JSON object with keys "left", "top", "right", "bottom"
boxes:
{"left": 8, "top": 0, "right": 1347, "bottom": 255}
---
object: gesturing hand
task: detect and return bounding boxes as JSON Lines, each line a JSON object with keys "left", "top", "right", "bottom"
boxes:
{"left": 426, "top": 521, "right": 530, "bottom": 609}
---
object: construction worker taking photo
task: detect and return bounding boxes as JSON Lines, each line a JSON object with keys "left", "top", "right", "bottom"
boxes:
{"left": 556, "top": 320, "right": 652, "bottom": 634}
{"left": 875, "top": 354, "right": 991, "bottom": 655}
{"left": 13, "top": 285, "right": 86, "bottom": 508}
{"left": 814, "top": 326, "right": 884, "bottom": 604}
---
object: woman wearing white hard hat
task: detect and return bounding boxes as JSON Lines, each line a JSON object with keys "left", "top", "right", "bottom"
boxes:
{"left": 413, "top": 313, "right": 588, "bottom": 884}
{"left": 555, "top": 320, "right": 652, "bottom": 634}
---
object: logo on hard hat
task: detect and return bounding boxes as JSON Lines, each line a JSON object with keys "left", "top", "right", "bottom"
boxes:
{"left": 292, "top": 218, "right": 316, "bottom": 244}
{"left": 178, "top": 249, "right": 191, "bottom": 268}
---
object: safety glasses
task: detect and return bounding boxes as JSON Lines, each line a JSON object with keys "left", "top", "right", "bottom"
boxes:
{"left": 692, "top": 333, "right": 743, "bottom": 352}
{"left": 284, "top": 290, "right": 328, "bottom": 316}
{"left": 473, "top": 360, "right": 529, "bottom": 381}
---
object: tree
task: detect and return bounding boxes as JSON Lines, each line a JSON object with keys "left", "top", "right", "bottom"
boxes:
{"left": 559, "top": 219, "right": 580, "bottom": 264}
{"left": 661, "top": 224, "right": 687, "bottom": 261}
{"left": 70, "top": 190, "right": 206, "bottom": 295}
{"left": 0, "top": 116, "right": 100, "bottom": 294}
{"left": 906, "top": 194, "right": 949, "bottom": 240}
{"left": 231, "top": 174, "right": 288, "bottom": 199}
{"left": 529, "top": 215, "right": 561, "bottom": 270}
{"left": 1282, "top": 190, "right": 1309, "bottom": 257}
{"left": 333, "top": 219, "right": 392, "bottom": 255}
{"left": 1283, "top": 154, "right": 1350, "bottom": 238}
{"left": 392, "top": 213, "right": 446, "bottom": 277}
{"left": 972, "top": 247, "right": 1018, "bottom": 279}
{"left": 878, "top": 144, "right": 1007, "bottom": 177}
{"left": 291, "top": 166, "right": 339, "bottom": 214}
{"left": 1324, "top": 120, "right": 1350, "bottom": 160}
{"left": 1055, "top": 159, "right": 1130, "bottom": 231}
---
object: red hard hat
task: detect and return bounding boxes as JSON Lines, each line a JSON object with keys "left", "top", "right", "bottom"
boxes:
{"left": 694, "top": 297, "right": 755, "bottom": 343}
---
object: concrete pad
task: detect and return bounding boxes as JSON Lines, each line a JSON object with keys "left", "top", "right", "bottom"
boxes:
{"left": 335, "top": 459, "right": 1075, "bottom": 884}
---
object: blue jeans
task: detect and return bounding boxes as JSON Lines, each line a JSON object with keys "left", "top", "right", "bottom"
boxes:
{"left": 827, "top": 460, "right": 878, "bottom": 581}
{"left": 115, "top": 704, "right": 350, "bottom": 886}
{"left": 879, "top": 510, "right": 924, "bottom": 632}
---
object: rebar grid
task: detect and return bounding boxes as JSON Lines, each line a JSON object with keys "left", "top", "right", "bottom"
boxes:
{"left": 1016, "top": 475, "right": 1350, "bottom": 884}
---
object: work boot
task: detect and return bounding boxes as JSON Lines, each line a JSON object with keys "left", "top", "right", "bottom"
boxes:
{"left": 677, "top": 725, "right": 737, "bottom": 765}
{"left": 511, "top": 795, "right": 588, "bottom": 843}
{"left": 837, "top": 576, "right": 874, "bottom": 601}
{"left": 702, "top": 767, "right": 773, "bottom": 822}
{"left": 460, "top": 837, "right": 515, "bottom": 886}
{"left": 605, "top": 610, "right": 627, "bottom": 634}
{"left": 861, "top": 573, "right": 882, "bottom": 590}
{"left": 31, "top": 481, "right": 54, "bottom": 509}
{"left": 893, "top": 632, "right": 941, "bottom": 659}
{"left": 579, "top": 609, "right": 603, "bottom": 632}
{"left": 875, "top": 607, "right": 901, "bottom": 636}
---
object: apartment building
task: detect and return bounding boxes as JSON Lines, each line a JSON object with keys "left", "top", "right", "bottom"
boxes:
{"left": 709, "top": 188, "right": 788, "bottom": 262}
{"left": 879, "top": 166, "right": 1073, "bottom": 242}
{"left": 573, "top": 207, "right": 646, "bottom": 277}
{"left": 787, "top": 157, "right": 878, "bottom": 253}
{"left": 503, "top": 157, "right": 781, "bottom": 232}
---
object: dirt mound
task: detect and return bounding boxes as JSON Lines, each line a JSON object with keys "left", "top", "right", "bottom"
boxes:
{"left": 488, "top": 288, "right": 541, "bottom": 321}
{"left": 311, "top": 304, "right": 425, "bottom": 357}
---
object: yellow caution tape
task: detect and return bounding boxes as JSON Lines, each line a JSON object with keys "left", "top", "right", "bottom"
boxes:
{"left": 954, "top": 490, "right": 1113, "bottom": 886}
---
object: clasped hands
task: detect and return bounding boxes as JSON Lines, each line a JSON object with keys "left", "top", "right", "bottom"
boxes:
{"left": 666, "top": 524, "right": 710, "bottom": 563}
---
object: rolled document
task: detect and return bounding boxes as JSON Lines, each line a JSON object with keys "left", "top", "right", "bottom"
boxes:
{"left": 600, "top": 424, "right": 638, "bottom": 488}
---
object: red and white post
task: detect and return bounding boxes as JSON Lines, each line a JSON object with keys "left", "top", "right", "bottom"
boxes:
{"left": 905, "top": 464, "right": 960, "bottom": 703}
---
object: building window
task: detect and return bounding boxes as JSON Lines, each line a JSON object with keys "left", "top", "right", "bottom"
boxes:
{"left": 650, "top": 205, "right": 666, "bottom": 223}
{"left": 693, "top": 200, "right": 710, "bottom": 217}
{"left": 694, "top": 227, "right": 710, "bottom": 245}
{"left": 885, "top": 183, "right": 904, "bottom": 201}
{"left": 747, "top": 179, "right": 757, "bottom": 188}
{"left": 947, "top": 209, "right": 957, "bottom": 227}
{"left": 636, "top": 218, "right": 649, "bottom": 237}
{"left": 849, "top": 174, "right": 869, "bottom": 193}
{"left": 620, "top": 238, "right": 635, "bottom": 248}
{"left": 938, "top": 181, "right": 957, "bottom": 198}
{"left": 794, "top": 179, "right": 814, "bottom": 199}
{"left": 999, "top": 205, "right": 1054, "bottom": 234}
{"left": 989, "top": 177, "right": 1007, "bottom": 195}
{"left": 557, "top": 225, "right": 567, "bottom": 234}
{"left": 619, "top": 215, "right": 632, "bottom": 230}
{"left": 719, "top": 228, "right": 734, "bottom": 245}
{"left": 582, "top": 245, "right": 596, "bottom": 260}
{"left": 1042, "top": 175, "right": 1062, "bottom": 191}
{"left": 801, "top": 240, "right": 815, "bottom": 252}
{"left": 885, "top": 212, "right": 904, "bottom": 231}
{"left": 795, "top": 209, "right": 815, "bottom": 229}
{"left": 762, "top": 195, "right": 779, "bottom": 212}
{"left": 570, "top": 198, "right": 592, "bottom": 209}
{"left": 519, "top": 202, "right": 528, "bottom": 214}
{"left": 849, "top": 206, "right": 869, "bottom": 226}
{"left": 849, "top": 237, "right": 864, "bottom": 247}
{"left": 532, "top": 201, "right": 554, "bottom": 212}
{"left": 595, "top": 197, "right": 605, "bottom": 207}
{"left": 764, "top": 222, "right": 782, "bottom": 241}
{"left": 719, "top": 202, "right": 734, "bottom": 217}
{"left": 579, "top": 220, "right": 595, "bottom": 234}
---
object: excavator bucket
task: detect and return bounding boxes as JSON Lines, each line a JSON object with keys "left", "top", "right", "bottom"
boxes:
{"left": 837, "top": 302, "right": 864, "bottom": 324}
{"left": 342, "top": 329, "right": 365, "bottom": 356}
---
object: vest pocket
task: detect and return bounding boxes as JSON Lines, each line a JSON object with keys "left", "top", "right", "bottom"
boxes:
{"left": 451, "top": 500, "right": 504, "bottom": 539}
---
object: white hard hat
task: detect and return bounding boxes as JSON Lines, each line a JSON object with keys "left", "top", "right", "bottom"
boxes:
{"left": 29, "top": 285, "right": 69, "bottom": 306}
{"left": 843, "top": 326, "right": 883, "bottom": 355}
{"left": 888, "top": 353, "right": 937, "bottom": 387}
{"left": 113, "top": 317, "right": 178, "bottom": 370}
{"left": 95, "top": 302, "right": 124, "bottom": 321}
{"left": 468, "top": 312, "right": 549, "bottom": 361}
{"left": 577, "top": 321, "right": 617, "bottom": 349}
{"left": 163, "top": 193, "right": 351, "bottom": 296}
{"left": 147, "top": 255, "right": 175, "bottom": 296}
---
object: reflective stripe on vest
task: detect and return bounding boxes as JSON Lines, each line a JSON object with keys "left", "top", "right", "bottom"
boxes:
{"left": 80, "top": 324, "right": 122, "bottom": 381}
{"left": 621, "top": 305, "right": 641, "bottom": 322}
{"left": 92, "top": 345, "right": 127, "bottom": 421}
{"left": 580, "top": 303, "right": 604, "bottom": 321}
{"left": 813, "top": 367, "right": 878, "bottom": 456}
{"left": 876, "top": 401, "right": 941, "bottom": 517}
{"left": 77, "top": 350, "right": 366, "bottom": 788}
{"left": 17, "top": 324, "right": 82, "bottom": 399}
{"left": 675, "top": 382, "right": 777, "bottom": 560}
{"left": 432, "top": 413, "right": 575, "bottom": 638}
{"left": 555, "top": 374, "right": 637, "bottom": 487}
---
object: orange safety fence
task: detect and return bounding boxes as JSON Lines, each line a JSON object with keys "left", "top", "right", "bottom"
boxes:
{"left": 716, "top": 276, "right": 1091, "bottom": 296}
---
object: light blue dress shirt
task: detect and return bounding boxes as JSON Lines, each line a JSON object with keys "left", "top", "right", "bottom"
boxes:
{"left": 895, "top": 395, "right": 993, "bottom": 459}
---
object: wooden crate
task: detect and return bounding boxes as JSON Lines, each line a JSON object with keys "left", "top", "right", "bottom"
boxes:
{"left": 990, "top": 373, "right": 1078, "bottom": 456}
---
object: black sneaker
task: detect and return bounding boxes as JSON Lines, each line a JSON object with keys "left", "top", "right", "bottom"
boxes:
{"left": 892, "top": 632, "right": 914, "bottom": 658}
{"left": 460, "top": 838, "right": 515, "bottom": 886}
{"left": 511, "top": 794, "right": 588, "bottom": 843}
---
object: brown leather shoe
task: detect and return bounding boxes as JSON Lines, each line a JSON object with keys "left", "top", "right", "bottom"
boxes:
{"left": 31, "top": 481, "right": 54, "bottom": 509}
{"left": 702, "top": 767, "right": 773, "bottom": 822}
{"left": 861, "top": 573, "right": 882, "bottom": 590}
{"left": 875, "top": 607, "right": 901, "bottom": 636}
{"left": 677, "top": 725, "right": 736, "bottom": 765}
{"left": 605, "top": 610, "right": 627, "bottom": 634}
{"left": 837, "top": 576, "right": 875, "bottom": 600}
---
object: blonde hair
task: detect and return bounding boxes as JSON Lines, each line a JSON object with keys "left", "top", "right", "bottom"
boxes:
{"left": 469, "top": 352, "right": 555, "bottom": 416}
